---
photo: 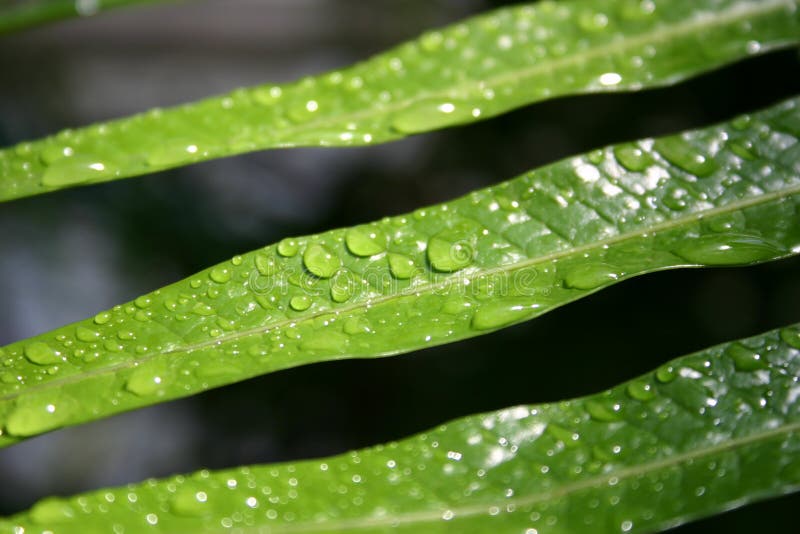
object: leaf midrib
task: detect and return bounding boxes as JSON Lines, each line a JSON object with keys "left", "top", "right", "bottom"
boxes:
{"left": 254, "top": 420, "right": 800, "bottom": 533}
{"left": 3, "top": 179, "right": 798, "bottom": 404}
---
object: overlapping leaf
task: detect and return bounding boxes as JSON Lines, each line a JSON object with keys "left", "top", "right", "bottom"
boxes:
{"left": 0, "top": 0, "right": 162, "bottom": 34}
{"left": 1, "top": 0, "right": 798, "bottom": 201}
{"left": 4, "top": 324, "right": 800, "bottom": 533}
{"left": 1, "top": 97, "right": 799, "bottom": 447}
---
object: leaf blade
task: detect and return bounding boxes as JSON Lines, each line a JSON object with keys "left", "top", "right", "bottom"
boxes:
{"left": 1, "top": 0, "right": 799, "bottom": 201}
{"left": 1, "top": 96, "right": 800, "bottom": 446}
{"left": 4, "top": 324, "right": 800, "bottom": 532}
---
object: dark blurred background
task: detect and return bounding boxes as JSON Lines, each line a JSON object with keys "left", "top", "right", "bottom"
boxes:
{"left": 1, "top": 0, "right": 799, "bottom": 531}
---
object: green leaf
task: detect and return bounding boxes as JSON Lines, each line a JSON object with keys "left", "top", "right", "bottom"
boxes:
{"left": 1, "top": 0, "right": 798, "bottom": 201}
{"left": 4, "top": 324, "right": 800, "bottom": 533}
{"left": 2, "top": 96, "right": 800, "bottom": 447}
{"left": 0, "top": 0, "right": 166, "bottom": 34}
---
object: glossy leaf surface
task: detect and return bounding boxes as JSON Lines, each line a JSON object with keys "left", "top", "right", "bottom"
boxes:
{"left": 1, "top": 97, "right": 800, "bottom": 447}
{"left": 1, "top": 0, "right": 799, "bottom": 201}
{"left": 0, "top": 0, "right": 163, "bottom": 34}
{"left": 4, "top": 324, "right": 800, "bottom": 533}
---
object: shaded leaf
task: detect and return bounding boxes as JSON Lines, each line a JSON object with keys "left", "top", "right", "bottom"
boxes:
{"left": 0, "top": 0, "right": 166, "bottom": 34}
{"left": 1, "top": 96, "right": 799, "bottom": 447}
{"left": 1, "top": 0, "right": 798, "bottom": 201}
{"left": 4, "top": 324, "right": 800, "bottom": 532}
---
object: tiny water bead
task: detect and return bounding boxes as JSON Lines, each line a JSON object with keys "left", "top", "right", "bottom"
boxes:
{"left": 585, "top": 399, "right": 623, "bottom": 422}
{"left": 210, "top": 266, "right": 232, "bottom": 284}
{"left": 23, "top": 342, "right": 61, "bottom": 365}
{"left": 303, "top": 244, "right": 340, "bottom": 278}
{"left": 653, "top": 137, "right": 718, "bottom": 177}
{"left": 726, "top": 344, "right": 767, "bottom": 372}
{"left": 345, "top": 226, "right": 387, "bottom": 257}
{"left": 277, "top": 238, "right": 300, "bottom": 257}
{"left": 330, "top": 271, "right": 356, "bottom": 303}
{"left": 626, "top": 380, "right": 656, "bottom": 402}
{"left": 780, "top": 327, "right": 800, "bottom": 349}
{"left": 613, "top": 144, "right": 652, "bottom": 172}
{"left": 170, "top": 488, "right": 211, "bottom": 517}
{"left": 388, "top": 253, "right": 417, "bottom": 279}
{"left": 427, "top": 228, "right": 475, "bottom": 272}
{"left": 255, "top": 254, "right": 278, "bottom": 276}
{"left": 289, "top": 295, "right": 312, "bottom": 312}
{"left": 93, "top": 311, "right": 112, "bottom": 325}
{"left": 655, "top": 365, "right": 676, "bottom": 383}
{"left": 76, "top": 327, "right": 100, "bottom": 342}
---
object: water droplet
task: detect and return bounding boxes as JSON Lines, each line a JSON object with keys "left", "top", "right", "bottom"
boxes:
{"left": 654, "top": 137, "right": 718, "bottom": 177}
{"left": 126, "top": 364, "right": 167, "bottom": 396}
{"left": 732, "top": 115, "right": 752, "bottom": 131}
{"left": 780, "top": 327, "right": 800, "bottom": 349}
{"left": 626, "top": 380, "right": 656, "bottom": 401}
{"left": 672, "top": 234, "right": 784, "bottom": 266}
{"left": 94, "top": 311, "right": 112, "bottom": 325}
{"left": 726, "top": 344, "right": 767, "bottom": 372}
{"left": 427, "top": 226, "right": 475, "bottom": 272}
{"left": 24, "top": 342, "right": 61, "bottom": 365}
{"left": 209, "top": 266, "right": 232, "bottom": 284}
{"left": 662, "top": 186, "right": 689, "bottom": 211}
{"left": 655, "top": 365, "right": 676, "bottom": 383}
{"left": 299, "top": 330, "right": 349, "bottom": 352}
{"left": 546, "top": 423, "right": 578, "bottom": 444}
{"left": 289, "top": 295, "right": 312, "bottom": 311}
{"left": 563, "top": 263, "right": 619, "bottom": 290}
{"left": 391, "top": 99, "right": 475, "bottom": 134}
{"left": 192, "top": 303, "right": 215, "bottom": 316}
{"left": 471, "top": 302, "right": 538, "bottom": 331}
{"left": 598, "top": 72, "right": 622, "bottom": 86}
{"left": 255, "top": 254, "right": 278, "bottom": 276}
{"left": 6, "top": 395, "right": 75, "bottom": 436}
{"left": 170, "top": 488, "right": 210, "bottom": 517}
{"left": 303, "top": 244, "right": 340, "bottom": 278}
{"left": 277, "top": 238, "right": 299, "bottom": 257}
{"left": 388, "top": 253, "right": 417, "bottom": 279}
{"left": 146, "top": 140, "right": 204, "bottom": 167}
{"left": 29, "top": 498, "right": 75, "bottom": 524}
{"left": 345, "top": 226, "right": 387, "bottom": 257}
{"left": 76, "top": 326, "right": 100, "bottom": 342}
{"left": 728, "top": 139, "right": 756, "bottom": 160}
{"left": 134, "top": 296, "right": 152, "bottom": 309}
{"left": 42, "top": 157, "right": 118, "bottom": 187}
{"left": 585, "top": 399, "right": 622, "bottom": 422}
{"left": 613, "top": 144, "right": 651, "bottom": 172}
{"left": 343, "top": 316, "right": 372, "bottom": 335}
{"left": 330, "top": 271, "right": 356, "bottom": 303}
{"left": 578, "top": 10, "right": 609, "bottom": 31}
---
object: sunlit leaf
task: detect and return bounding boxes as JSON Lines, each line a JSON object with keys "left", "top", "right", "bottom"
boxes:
{"left": 4, "top": 324, "right": 800, "bottom": 533}
{"left": 1, "top": 96, "right": 799, "bottom": 447}
{"left": 1, "top": 0, "right": 798, "bottom": 201}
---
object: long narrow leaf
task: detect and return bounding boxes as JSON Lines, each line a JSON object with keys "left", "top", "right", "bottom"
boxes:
{"left": 1, "top": 0, "right": 798, "bottom": 201}
{"left": 1, "top": 96, "right": 799, "bottom": 447}
{"left": 4, "top": 324, "right": 800, "bottom": 533}
{"left": 0, "top": 0, "right": 167, "bottom": 34}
